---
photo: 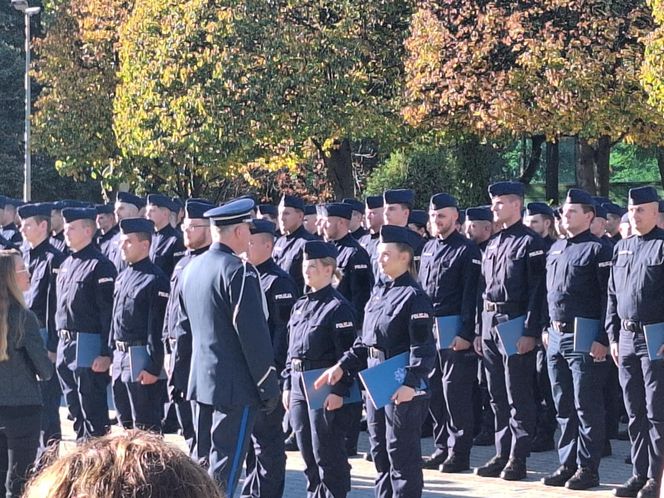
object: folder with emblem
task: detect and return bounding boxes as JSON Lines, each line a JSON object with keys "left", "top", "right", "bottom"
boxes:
{"left": 302, "top": 368, "right": 362, "bottom": 410}
{"left": 573, "top": 317, "right": 600, "bottom": 353}
{"left": 75, "top": 332, "right": 101, "bottom": 369}
{"left": 495, "top": 315, "right": 526, "bottom": 356}
{"left": 359, "top": 352, "right": 425, "bottom": 410}
{"left": 435, "top": 315, "right": 462, "bottom": 350}
{"left": 644, "top": 323, "right": 664, "bottom": 361}
{"left": 129, "top": 346, "right": 168, "bottom": 382}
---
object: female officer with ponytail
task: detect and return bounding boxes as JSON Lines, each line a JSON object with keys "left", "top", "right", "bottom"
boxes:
{"left": 315, "top": 225, "right": 436, "bottom": 498}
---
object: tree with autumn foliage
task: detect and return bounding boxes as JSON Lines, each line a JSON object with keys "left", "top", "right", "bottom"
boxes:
{"left": 404, "top": 0, "right": 664, "bottom": 196}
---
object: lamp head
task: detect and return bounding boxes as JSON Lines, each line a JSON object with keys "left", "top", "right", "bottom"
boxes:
{"left": 11, "top": 0, "right": 29, "bottom": 12}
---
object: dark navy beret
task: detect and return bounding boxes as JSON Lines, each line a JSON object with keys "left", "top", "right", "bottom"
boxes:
{"left": 592, "top": 196, "right": 610, "bottom": 206}
{"left": 383, "top": 189, "right": 414, "bottom": 207}
{"left": 342, "top": 198, "right": 364, "bottom": 214}
{"left": 430, "top": 193, "right": 458, "bottom": 211}
{"left": 303, "top": 204, "right": 317, "bottom": 216}
{"left": 117, "top": 192, "right": 145, "bottom": 209}
{"left": 466, "top": 207, "right": 493, "bottom": 222}
{"left": 185, "top": 200, "right": 214, "bottom": 219}
{"left": 258, "top": 204, "right": 277, "bottom": 217}
{"left": 380, "top": 224, "right": 420, "bottom": 250}
{"left": 62, "top": 208, "right": 97, "bottom": 223}
{"left": 0, "top": 196, "right": 5, "bottom": 208}
{"left": 1, "top": 197, "right": 18, "bottom": 207}
{"left": 488, "top": 181, "right": 524, "bottom": 198}
{"left": 408, "top": 210, "right": 428, "bottom": 227}
{"left": 526, "top": 202, "right": 554, "bottom": 218}
{"left": 170, "top": 197, "right": 184, "bottom": 212}
{"left": 279, "top": 194, "right": 304, "bottom": 211}
{"left": 120, "top": 217, "right": 154, "bottom": 235}
{"left": 18, "top": 203, "right": 52, "bottom": 219}
{"left": 204, "top": 197, "right": 255, "bottom": 226}
{"left": 603, "top": 202, "right": 625, "bottom": 216}
{"left": 565, "top": 188, "right": 595, "bottom": 208}
{"left": 250, "top": 219, "right": 277, "bottom": 235}
{"left": 594, "top": 203, "right": 607, "bottom": 219}
{"left": 188, "top": 197, "right": 212, "bottom": 205}
{"left": 629, "top": 186, "right": 660, "bottom": 206}
{"left": 62, "top": 199, "right": 90, "bottom": 208}
{"left": 303, "top": 240, "right": 338, "bottom": 260}
{"left": 324, "top": 203, "right": 353, "bottom": 220}
{"left": 95, "top": 204, "right": 114, "bottom": 215}
{"left": 457, "top": 210, "right": 466, "bottom": 225}
{"left": 147, "top": 194, "right": 172, "bottom": 209}
{"left": 365, "top": 195, "right": 384, "bottom": 209}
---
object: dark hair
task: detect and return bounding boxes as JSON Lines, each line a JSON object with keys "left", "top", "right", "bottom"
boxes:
{"left": 32, "top": 214, "right": 51, "bottom": 234}
{"left": 133, "top": 231, "right": 153, "bottom": 244}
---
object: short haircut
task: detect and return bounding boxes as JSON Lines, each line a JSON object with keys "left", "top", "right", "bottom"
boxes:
{"left": 132, "top": 231, "right": 153, "bottom": 244}
{"left": 32, "top": 215, "right": 51, "bottom": 233}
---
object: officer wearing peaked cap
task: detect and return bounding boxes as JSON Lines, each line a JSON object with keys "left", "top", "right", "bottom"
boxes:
{"left": 242, "top": 218, "right": 299, "bottom": 498}
{"left": 475, "top": 181, "right": 546, "bottom": 481}
{"left": 146, "top": 194, "right": 186, "bottom": 277}
{"left": 55, "top": 207, "right": 117, "bottom": 440}
{"left": 419, "top": 193, "right": 482, "bottom": 473}
{"left": 178, "top": 197, "right": 280, "bottom": 496}
{"left": 607, "top": 186, "right": 664, "bottom": 498}
{"left": 163, "top": 200, "right": 213, "bottom": 454}
{"left": 110, "top": 218, "right": 170, "bottom": 432}
{"left": 273, "top": 195, "right": 317, "bottom": 294}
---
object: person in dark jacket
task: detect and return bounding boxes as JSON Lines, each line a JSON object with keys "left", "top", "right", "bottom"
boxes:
{"left": 0, "top": 249, "right": 54, "bottom": 497}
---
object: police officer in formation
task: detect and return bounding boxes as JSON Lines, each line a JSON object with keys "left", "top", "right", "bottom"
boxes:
{"left": 163, "top": 200, "right": 213, "bottom": 454}
{"left": 0, "top": 196, "right": 22, "bottom": 245}
{"left": 146, "top": 194, "right": 186, "bottom": 277}
{"left": 359, "top": 195, "right": 384, "bottom": 283}
{"left": 419, "top": 194, "right": 481, "bottom": 473}
{"left": 178, "top": 198, "right": 280, "bottom": 497}
{"left": 282, "top": 240, "right": 357, "bottom": 498}
{"left": 110, "top": 218, "right": 170, "bottom": 431}
{"left": 18, "top": 202, "right": 65, "bottom": 454}
{"left": 48, "top": 202, "right": 67, "bottom": 253}
{"left": 95, "top": 203, "right": 119, "bottom": 260}
{"left": 242, "top": 218, "right": 298, "bottom": 498}
{"left": 55, "top": 207, "right": 116, "bottom": 440}
{"left": 343, "top": 198, "right": 369, "bottom": 240}
{"left": 109, "top": 192, "right": 145, "bottom": 272}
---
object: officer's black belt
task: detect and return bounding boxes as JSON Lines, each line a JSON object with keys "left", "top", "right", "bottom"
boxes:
{"left": 291, "top": 358, "right": 334, "bottom": 372}
{"left": 551, "top": 321, "right": 574, "bottom": 334}
{"left": 368, "top": 347, "right": 386, "bottom": 361}
{"left": 58, "top": 329, "right": 76, "bottom": 341}
{"left": 484, "top": 301, "right": 522, "bottom": 314}
{"left": 115, "top": 340, "right": 147, "bottom": 353}
{"left": 622, "top": 320, "right": 644, "bottom": 333}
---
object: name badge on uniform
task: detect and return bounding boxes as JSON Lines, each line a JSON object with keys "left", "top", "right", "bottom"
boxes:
{"left": 618, "top": 250, "right": 632, "bottom": 255}
{"left": 336, "top": 321, "right": 354, "bottom": 329}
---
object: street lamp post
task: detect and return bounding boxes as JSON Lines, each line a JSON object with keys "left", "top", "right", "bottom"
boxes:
{"left": 12, "top": 0, "right": 40, "bottom": 202}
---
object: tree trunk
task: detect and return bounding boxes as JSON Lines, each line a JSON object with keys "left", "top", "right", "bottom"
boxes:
{"left": 577, "top": 138, "right": 597, "bottom": 194}
{"left": 518, "top": 134, "right": 545, "bottom": 184}
{"left": 595, "top": 135, "right": 611, "bottom": 197}
{"left": 545, "top": 140, "right": 559, "bottom": 204}
{"left": 323, "top": 137, "right": 355, "bottom": 200}
{"left": 657, "top": 147, "right": 664, "bottom": 190}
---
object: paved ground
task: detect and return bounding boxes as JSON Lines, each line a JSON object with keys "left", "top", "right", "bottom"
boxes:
{"left": 59, "top": 407, "right": 633, "bottom": 497}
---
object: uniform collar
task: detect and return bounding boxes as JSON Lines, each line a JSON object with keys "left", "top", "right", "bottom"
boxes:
{"left": 29, "top": 237, "right": 51, "bottom": 255}
{"left": 438, "top": 229, "right": 462, "bottom": 243}
{"left": 637, "top": 226, "right": 664, "bottom": 240}
{"left": 502, "top": 219, "right": 524, "bottom": 234}
{"left": 386, "top": 271, "right": 414, "bottom": 289}
{"left": 211, "top": 242, "right": 235, "bottom": 255}
{"left": 129, "top": 256, "right": 152, "bottom": 269}
{"left": 103, "top": 224, "right": 120, "bottom": 238}
{"left": 72, "top": 242, "right": 95, "bottom": 258}
{"left": 156, "top": 224, "right": 175, "bottom": 235}
{"left": 286, "top": 225, "right": 307, "bottom": 240}
{"left": 256, "top": 258, "right": 278, "bottom": 273}
{"left": 188, "top": 244, "right": 209, "bottom": 256}
{"left": 2, "top": 222, "right": 17, "bottom": 231}
{"left": 567, "top": 229, "right": 593, "bottom": 243}
{"left": 306, "top": 283, "right": 334, "bottom": 300}
{"left": 334, "top": 233, "right": 353, "bottom": 246}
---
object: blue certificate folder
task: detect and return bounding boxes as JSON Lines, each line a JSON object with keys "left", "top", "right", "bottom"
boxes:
{"left": 644, "top": 323, "right": 664, "bottom": 361}
{"left": 359, "top": 352, "right": 426, "bottom": 410}
{"left": 573, "top": 317, "right": 601, "bottom": 353}
{"left": 301, "top": 368, "right": 362, "bottom": 411}
{"left": 75, "top": 332, "right": 100, "bottom": 368}
{"left": 435, "top": 315, "right": 462, "bottom": 350}
{"left": 129, "top": 346, "right": 167, "bottom": 382}
{"left": 495, "top": 316, "right": 526, "bottom": 356}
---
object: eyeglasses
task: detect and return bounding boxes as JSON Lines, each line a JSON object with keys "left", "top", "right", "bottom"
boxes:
{"left": 181, "top": 224, "right": 209, "bottom": 231}
{"left": 16, "top": 269, "right": 29, "bottom": 275}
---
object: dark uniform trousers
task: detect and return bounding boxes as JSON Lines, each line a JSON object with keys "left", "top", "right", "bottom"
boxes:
{"left": 366, "top": 395, "right": 429, "bottom": 498}
{"left": 427, "top": 359, "right": 448, "bottom": 453}
{"left": 481, "top": 311, "right": 536, "bottom": 459}
{"left": 242, "top": 403, "right": 287, "bottom": 498}
{"left": 111, "top": 350, "right": 164, "bottom": 432}
{"left": 535, "top": 345, "right": 558, "bottom": 439}
{"left": 546, "top": 329, "right": 608, "bottom": 471}
{"left": 37, "top": 329, "right": 62, "bottom": 453}
{"left": 172, "top": 393, "right": 196, "bottom": 453}
{"left": 290, "top": 371, "right": 351, "bottom": 498}
{"left": 618, "top": 328, "right": 664, "bottom": 479}
{"left": 0, "top": 405, "right": 42, "bottom": 498}
{"left": 56, "top": 335, "right": 110, "bottom": 440}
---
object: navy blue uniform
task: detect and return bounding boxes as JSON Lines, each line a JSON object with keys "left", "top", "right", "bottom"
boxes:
{"left": 111, "top": 257, "right": 169, "bottom": 431}
{"left": 1, "top": 222, "right": 22, "bottom": 245}
{"left": 23, "top": 239, "right": 65, "bottom": 451}
{"left": 419, "top": 230, "right": 481, "bottom": 463}
{"left": 283, "top": 285, "right": 356, "bottom": 498}
{"left": 98, "top": 224, "right": 120, "bottom": 261}
{"left": 242, "top": 258, "right": 298, "bottom": 498}
{"left": 606, "top": 227, "right": 664, "bottom": 480}
{"left": 479, "top": 220, "right": 546, "bottom": 460}
{"left": 179, "top": 242, "right": 280, "bottom": 497}
{"left": 351, "top": 226, "right": 368, "bottom": 240}
{"left": 339, "top": 272, "right": 435, "bottom": 498}
{"left": 359, "top": 232, "right": 382, "bottom": 284}
{"left": 272, "top": 225, "right": 316, "bottom": 294}
{"left": 55, "top": 244, "right": 116, "bottom": 440}
{"left": 163, "top": 245, "right": 208, "bottom": 452}
{"left": 50, "top": 231, "right": 67, "bottom": 254}
{"left": 150, "top": 224, "right": 186, "bottom": 277}
{"left": 545, "top": 230, "right": 612, "bottom": 473}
